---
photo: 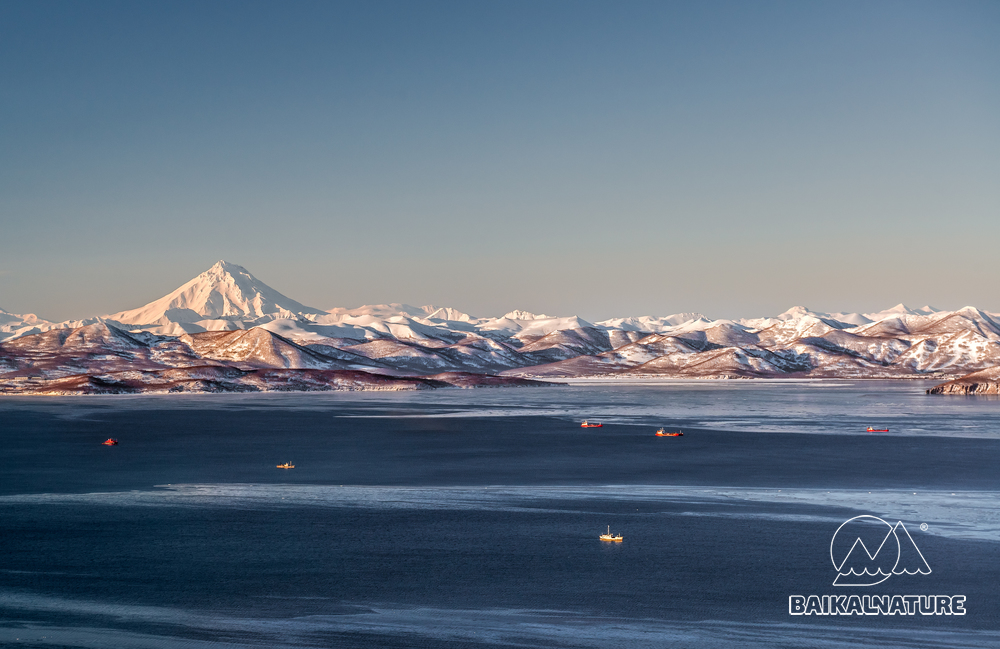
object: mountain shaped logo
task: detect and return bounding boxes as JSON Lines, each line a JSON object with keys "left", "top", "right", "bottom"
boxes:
{"left": 830, "top": 515, "right": 931, "bottom": 586}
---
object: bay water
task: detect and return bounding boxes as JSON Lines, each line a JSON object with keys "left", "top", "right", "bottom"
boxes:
{"left": 1, "top": 381, "right": 999, "bottom": 647}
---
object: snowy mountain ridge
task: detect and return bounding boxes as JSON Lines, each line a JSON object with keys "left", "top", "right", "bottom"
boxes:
{"left": 3, "top": 261, "right": 1000, "bottom": 387}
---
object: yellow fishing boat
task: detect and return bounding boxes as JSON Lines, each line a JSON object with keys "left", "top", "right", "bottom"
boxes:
{"left": 276, "top": 462, "right": 295, "bottom": 469}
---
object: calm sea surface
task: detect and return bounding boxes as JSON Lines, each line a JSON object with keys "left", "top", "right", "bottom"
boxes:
{"left": 1, "top": 381, "right": 999, "bottom": 648}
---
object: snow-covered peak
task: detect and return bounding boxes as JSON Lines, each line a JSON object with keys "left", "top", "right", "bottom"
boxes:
{"left": 955, "top": 306, "right": 992, "bottom": 318}
{"left": 595, "top": 313, "right": 704, "bottom": 333}
{"left": 864, "top": 304, "right": 939, "bottom": 320}
{"left": 740, "top": 306, "right": 869, "bottom": 331}
{"left": 823, "top": 312, "right": 872, "bottom": 326}
{"left": 423, "top": 307, "right": 474, "bottom": 322}
{"left": 0, "top": 309, "right": 50, "bottom": 327}
{"left": 763, "top": 314, "right": 841, "bottom": 339}
{"left": 0, "top": 309, "right": 68, "bottom": 342}
{"left": 502, "top": 310, "right": 552, "bottom": 321}
{"left": 107, "top": 260, "right": 325, "bottom": 325}
{"left": 738, "top": 306, "right": 819, "bottom": 330}
{"left": 481, "top": 314, "right": 594, "bottom": 337}
{"left": 941, "top": 307, "right": 1000, "bottom": 336}
{"left": 775, "top": 306, "right": 817, "bottom": 321}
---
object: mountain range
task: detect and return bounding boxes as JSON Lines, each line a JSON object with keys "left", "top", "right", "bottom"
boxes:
{"left": 3, "top": 260, "right": 999, "bottom": 393}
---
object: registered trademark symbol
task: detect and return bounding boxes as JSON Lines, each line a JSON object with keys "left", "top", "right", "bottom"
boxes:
{"left": 920, "top": 523, "right": 928, "bottom": 531}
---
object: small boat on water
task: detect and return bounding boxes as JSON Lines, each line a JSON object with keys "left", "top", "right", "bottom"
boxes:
{"left": 599, "top": 525, "right": 623, "bottom": 542}
{"left": 276, "top": 462, "right": 295, "bottom": 469}
{"left": 581, "top": 420, "right": 603, "bottom": 428}
{"left": 102, "top": 438, "right": 118, "bottom": 446}
{"left": 656, "top": 428, "right": 683, "bottom": 437}
{"left": 866, "top": 427, "right": 889, "bottom": 433}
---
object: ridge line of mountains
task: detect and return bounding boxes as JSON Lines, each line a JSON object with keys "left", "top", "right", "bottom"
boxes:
{"left": 3, "top": 261, "right": 999, "bottom": 394}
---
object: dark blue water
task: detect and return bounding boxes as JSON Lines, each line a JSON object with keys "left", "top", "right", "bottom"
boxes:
{"left": 2, "top": 382, "right": 999, "bottom": 647}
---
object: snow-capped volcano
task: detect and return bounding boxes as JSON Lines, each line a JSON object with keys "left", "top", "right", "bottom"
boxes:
{"left": 108, "top": 261, "right": 326, "bottom": 326}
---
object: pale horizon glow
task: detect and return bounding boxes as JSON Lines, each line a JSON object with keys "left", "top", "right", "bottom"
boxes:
{"left": 1, "top": 1, "right": 998, "bottom": 322}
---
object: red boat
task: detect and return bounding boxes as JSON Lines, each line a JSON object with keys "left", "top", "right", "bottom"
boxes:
{"left": 581, "top": 420, "right": 603, "bottom": 428}
{"left": 656, "top": 428, "right": 683, "bottom": 437}
{"left": 102, "top": 438, "right": 119, "bottom": 446}
{"left": 866, "top": 427, "right": 889, "bottom": 433}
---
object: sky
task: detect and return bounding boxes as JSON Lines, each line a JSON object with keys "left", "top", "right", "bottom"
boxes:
{"left": 1, "top": 0, "right": 998, "bottom": 322}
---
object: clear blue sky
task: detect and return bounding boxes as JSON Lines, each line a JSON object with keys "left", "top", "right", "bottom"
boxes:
{"left": 1, "top": 1, "right": 998, "bottom": 321}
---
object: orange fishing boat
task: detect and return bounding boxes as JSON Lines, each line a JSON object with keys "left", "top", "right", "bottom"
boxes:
{"left": 581, "top": 420, "right": 603, "bottom": 428}
{"left": 866, "top": 427, "right": 889, "bottom": 433}
{"left": 656, "top": 428, "right": 683, "bottom": 437}
{"left": 102, "top": 438, "right": 118, "bottom": 446}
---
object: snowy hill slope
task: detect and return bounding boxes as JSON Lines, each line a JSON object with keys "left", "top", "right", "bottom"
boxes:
{"left": 177, "top": 329, "right": 353, "bottom": 370}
